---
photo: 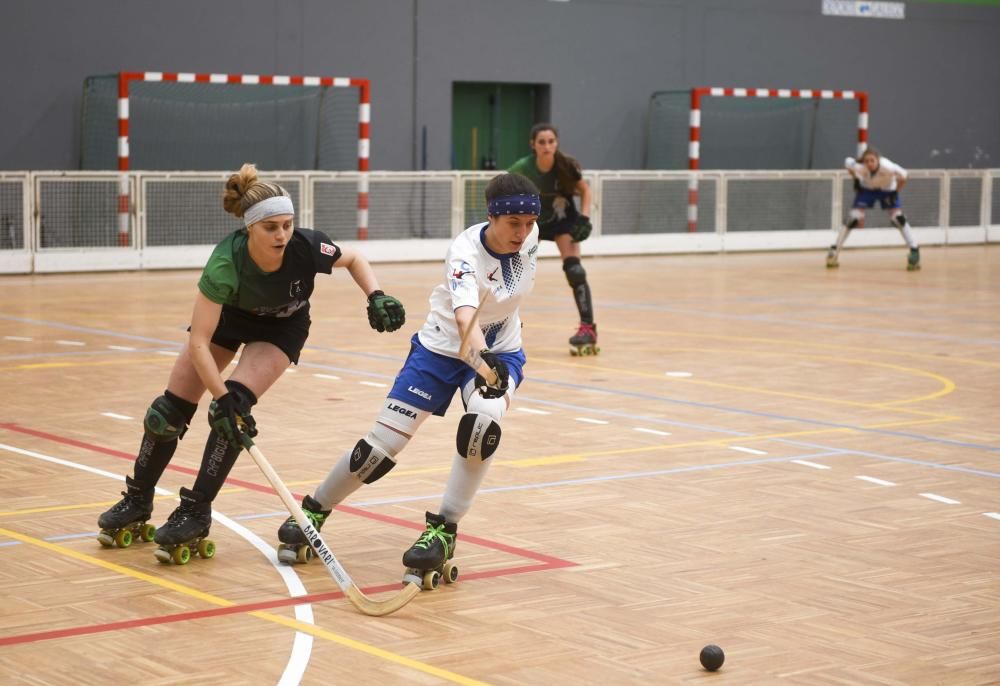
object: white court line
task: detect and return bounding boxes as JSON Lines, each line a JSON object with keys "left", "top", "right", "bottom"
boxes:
{"left": 665, "top": 371, "right": 693, "bottom": 378}
{"left": 856, "top": 475, "right": 896, "bottom": 486}
{"left": 56, "top": 340, "right": 86, "bottom": 346}
{"left": 4, "top": 336, "right": 33, "bottom": 342}
{"left": 729, "top": 446, "right": 768, "bottom": 456}
{"left": 157, "top": 350, "right": 179, "bottom": 356}
{"left": 284, "top": 368, "right": 297, "bottom": 373}
{"left": 517, "top": 407, "right": 551, "bottom": 415}
{"left": 0, "top": 441, "right": 314, "bottom": 685}
{"left": 575, "top": 417, "right": 609, "bottom": 425}
{"left": 792, "top": 459, "right": 831, "bottom": 470}
{"left": 359, "top": 381, "right": 387, "bottom": 388}
{"left": 984, "top": 512, "right": 1000, "bottom": 521}
{"left": 100, "top": 412, "right": 133, "bottom": 421}
{"left": 920, "top": 493, "right": 961, "bottom": 505}
{"left": 633, "top": 427, "right": 671, "bottom": 436}
{"left": 313, "top": 373, "right": 341, "bottom": 380}
{"left": 107, "top": 345, "right": 136, "bottom": 351}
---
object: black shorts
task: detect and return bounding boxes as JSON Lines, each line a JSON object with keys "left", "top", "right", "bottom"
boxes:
{"left": 538, "top": 205, "right": 579, "bottom": 242}
{"left": 209, "top": 306, "right": 311, "bottom": 364}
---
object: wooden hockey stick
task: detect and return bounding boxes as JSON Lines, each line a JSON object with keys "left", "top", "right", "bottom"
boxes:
{"left": 457, "top": 289, "right": 499, "bottom": 385}
{"left": 239, "top": 434, "right": 420, "bottom": 617}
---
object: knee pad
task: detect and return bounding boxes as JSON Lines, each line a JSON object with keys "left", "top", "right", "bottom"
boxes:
{"left": 846, "top": 218, "right": 860, "bottom": 230}
{"left": 349, "top": 423, "right": 404, "bottom": 484}
{"left": 562, "top": 257, "right": 587, "bottom": 289}
{"left": 456, "top": 413, "right": 502, "bottom": 460}
{"left": 891, "top": 212, "right": 907, "bottom": 228}
{"left": 224, "top": 379, "right": 258, "bottom": 407}
{"left": 144, "top": 391, "right": 197, "bottom": 441}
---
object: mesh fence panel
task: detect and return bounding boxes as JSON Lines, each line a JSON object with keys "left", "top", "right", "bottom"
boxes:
{"left": 81, "top": 76, "right": 358, "bottom": 171}
{"left": 840, "top": 177, "right": 940, "bottom": 228}
{"left": 601, "top": 177, "right": 716, "bottom": 234}
{"left": 647, "top": 91, "right": 858, "bottom": 170}
{"left": 0, "top": 180, "right": 25, "bottom": 250}
{"left": 37, "top": 179, "right": 122, "bottom": 248}
{"left": 949, "top": 177, "right": 982, "bottom": 227}
{"left": 727, "top": 178, "right": 832, "bottom": 231}
{"left": 314, "top": 177, "right": 452, "bottom": 241}
{"left": 145, "top": 177, "right": 303, "bottom": 246}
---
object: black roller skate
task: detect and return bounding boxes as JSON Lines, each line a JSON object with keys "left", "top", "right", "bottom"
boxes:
{"left": 569, "top": 322, "right": 600, "bottom": 356}
{"left": 907, "top": 247, "right": 921, "bottom": 271}
{"left": 153, "top": 488, "right": 215, "bottom": 565}
{"left": 276, "top": 495, "right": 332, "bottom": 565}
{"left": 401, "top": 511, "right": 459, "bottom": 591}
{"left": 96, "top": 476, "right": 156, "bottom": 549}
{"left": 826, "top": 246, "right": 839, "bottom": 268}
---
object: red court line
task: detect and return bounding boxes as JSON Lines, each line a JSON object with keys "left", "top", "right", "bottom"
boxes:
{"left": 0, "top": 561, "right": 573, "bottom": 647}
{"left": 0, "top": 422, "right": 573, "bottom": 564}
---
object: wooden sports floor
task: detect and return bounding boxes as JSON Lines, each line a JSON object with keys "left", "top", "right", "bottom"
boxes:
{"left": 1, "top": 245, "right": 998, "bottom": 685}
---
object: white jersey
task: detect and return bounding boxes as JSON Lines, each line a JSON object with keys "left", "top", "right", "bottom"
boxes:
{"left": 845, "top": 155, "right": 907, "bottom": 191}
{"left": 418, "top": 221, "right": 539, "bottom": 357}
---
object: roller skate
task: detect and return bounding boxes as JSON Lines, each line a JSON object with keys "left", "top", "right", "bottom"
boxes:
{"left": 153, "top": 487, "right": 215, "bottom": 565}
{"left": 96, "top": 476, "right": 156, "bottom": 548}
{"left": 825, "top": 246, "right": 839, "bottom": 269}
{"left": 907, "top": 247, "right": 921, "bottom": 271}
{"left": 401, "top": 511, "right": 459, "bottom": 591}
{"left": 569, "top": 322, "right": 600, "bottom": 356}
{"left": 276, "top": 494, "right": 332, "bottom": 564}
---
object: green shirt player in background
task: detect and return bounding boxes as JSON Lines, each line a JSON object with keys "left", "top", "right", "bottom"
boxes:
{"left": 96, "top": 163, "right": 406, "bottom": 565}
{"left": 508, "top": 123, "right": 598, "bottom": 355}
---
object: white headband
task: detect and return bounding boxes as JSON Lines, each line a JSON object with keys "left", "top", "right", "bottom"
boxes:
{"left": 244, "top": 195, "right": 295, "bottom": 227}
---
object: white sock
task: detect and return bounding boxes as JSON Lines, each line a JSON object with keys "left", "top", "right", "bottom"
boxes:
{"left": 439, "top": 452, "right": 493, "bottom": 523}
{"left": 898, "top": 222, "right": 918, "bottom": 249}
{"left": 313, "top": 448, "right": 362, "bottom": 509}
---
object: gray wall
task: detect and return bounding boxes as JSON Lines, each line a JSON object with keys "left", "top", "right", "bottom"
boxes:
{"left": 3, "top": 0, "right": 999, "bottom": 171}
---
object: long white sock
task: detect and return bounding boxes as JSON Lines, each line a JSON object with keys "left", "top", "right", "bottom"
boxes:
{"left": 313, "top": 448, "right": 362, "bottom": 509}
{"left": 898, "top": 222, "right": 918, "bottom": 249}
{"left": 439, "top": 452, "right": 493, "bottom": 523}
{"left": 834, "top": 224, "right": 851, "bottom": 253}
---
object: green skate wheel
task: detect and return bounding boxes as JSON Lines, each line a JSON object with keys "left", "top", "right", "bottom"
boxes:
{"left": 97, "top": 532, "right": 115, "bottom": 548}
{"left": 422, "top": 570, "right": 441, "bottom": 591}
{"left": 197, "top": 539, "right": 215, "bottom": 559}
{"left": 140, "top": 523, "right": 156, "bottom": 542}
{"left": 154, "top": 547, "right": 172, "bottom": 564}
{"left": 442, "top": 561, "right": 459, "bottom": 584}
{"left": 296, "top": 546, "right": 312, "bottom": 564}
{"left": 172, "top": 545, "right": 191, "bottom": 565}
{"left": 115, "top": 528, "right": 133, "bottom": 548}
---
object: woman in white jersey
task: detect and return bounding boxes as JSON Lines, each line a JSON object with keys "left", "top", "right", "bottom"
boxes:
{"left": 827, "top": 146, "right": 921, "bottom": 271}
{"left": 276, "top": 173, "right": 541, "bottom": 586}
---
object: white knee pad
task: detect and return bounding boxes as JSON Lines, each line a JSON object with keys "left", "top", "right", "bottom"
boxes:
{"left": 348, "top": 400, "right": 425, "bottom": 484}
{"left": 848, "top": 208, "right": 864, "bottom": 221}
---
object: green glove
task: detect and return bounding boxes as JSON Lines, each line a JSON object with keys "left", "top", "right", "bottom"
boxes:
{"left": 367, "top": 290, "right": 406, "bottom": 332}
{"left": 571, "top": 215, "right": 592, "bottom": 242}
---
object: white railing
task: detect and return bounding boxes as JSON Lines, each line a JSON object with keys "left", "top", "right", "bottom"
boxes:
{"left": 1, "top": 169, "right": 997, "bottom": 273}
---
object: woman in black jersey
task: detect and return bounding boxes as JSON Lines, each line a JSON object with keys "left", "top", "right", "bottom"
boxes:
{"left": 96, "top": 163, "right": 406, "bottom": 564}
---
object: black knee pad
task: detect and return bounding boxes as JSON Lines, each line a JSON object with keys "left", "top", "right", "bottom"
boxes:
{"left": 847, "top": 218, "right": 860, "bottom": 230}
{"left": 224, "top": 379, "right": 258, "bottom": 407}
{"left": 456, "top": 413, "right": 501, "bottom": 460}
{"left": 562, "top": 257, "right": 587, "bottom": 289}
{"left": 349, "top": 438, "right": 397, "bottom": 484}
{"left": 891, "top": 213, "right": 907, "bottom": 228}
{"left": 144, "top": 391, "right": 197, "bottom": 441}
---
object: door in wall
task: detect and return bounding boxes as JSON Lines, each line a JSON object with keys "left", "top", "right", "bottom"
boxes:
{"left": 452, "top": 82, "right": 550, "bottom": 171}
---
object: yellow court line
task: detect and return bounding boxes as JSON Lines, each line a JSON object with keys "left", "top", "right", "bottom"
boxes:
{"left": 0, "top": 356, "right": 174, "bottom": 372}
{"left": 0, "top": 526, "right": 486, "bottom": 686}
{"left": 529, "top": 322, "right": 1000, "bottom": 369}
{"left": 530, "top": 353, "right": 955, "bottom": 419}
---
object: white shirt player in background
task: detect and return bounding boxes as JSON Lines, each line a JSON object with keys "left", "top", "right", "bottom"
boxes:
{"left": 275, "top": 173, "right": 542, "bottom": 587}
{"left": 827, "top": 147, "right": 921, "bottom": 271}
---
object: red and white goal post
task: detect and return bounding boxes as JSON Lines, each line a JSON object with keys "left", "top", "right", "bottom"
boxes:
{"left": 116, "top": 71, "right": 371, "bottom": 245}
{"left": 687, "top": 86, "right": 869, "bottom": 232}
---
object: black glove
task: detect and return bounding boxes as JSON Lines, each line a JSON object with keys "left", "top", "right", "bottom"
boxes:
{"left": 209, "top": 392, "right": 257, "bottom": 447}
{"left": 367, "top": 290, "right": 406, "bottom": 332}
{"left": 570, "top": 214, "right": 592, "bottom": 243}
{"left": 853, "top": 178, "right": 861, "bottom": 192}
{"left": 475, "top": 350, "right": 510, "bottom": 399}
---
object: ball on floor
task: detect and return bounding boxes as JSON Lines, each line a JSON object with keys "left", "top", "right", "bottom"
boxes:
{"left": 700, "top": 644, "right": 725, "bottom": 672}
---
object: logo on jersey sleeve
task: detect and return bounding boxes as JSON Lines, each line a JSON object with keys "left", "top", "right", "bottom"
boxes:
{"left": 289, "top": 279, "right": 304, "bottom": 298}
{"left": 487, "top": 267, "right": 499, "bottom": 282}
{"left": 320, "top": 243, "right": 336, "bottom": 256}
{"left": 450, "top": 261, "right": 476, "bottom": 291}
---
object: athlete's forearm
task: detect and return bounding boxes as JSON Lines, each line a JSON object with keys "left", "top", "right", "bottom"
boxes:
{"left": 455, "top": 305, "right": 488, "bottom": 353}
{"left": 338, "top": 246, "right": 382, "bottom": 296}
{"left": 576, "top": 180, "right": 592, "bottom": 216}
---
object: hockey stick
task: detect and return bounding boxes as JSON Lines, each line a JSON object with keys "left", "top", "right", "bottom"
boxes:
{"left": 239, "top": 433, "right": 420, "bottom": 617}
{"left": 457, "top": 289, "right": 499, "bottom": 385}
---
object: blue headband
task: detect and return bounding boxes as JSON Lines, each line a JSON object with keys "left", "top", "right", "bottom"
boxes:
{"left": 487, "top": 194, "right": 541, "bottom": 217}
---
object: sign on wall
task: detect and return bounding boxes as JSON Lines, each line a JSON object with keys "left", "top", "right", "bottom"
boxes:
{"left": 822, "top": 1, "right": 905, "bottom": 19}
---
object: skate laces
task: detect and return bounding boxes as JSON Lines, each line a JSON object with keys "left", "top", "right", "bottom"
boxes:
{"left": 414, "top": 522, "right": 453, "bottom": 552}
{"left": 577, "top": 322, "right": 595, "bottom": 336}
{"left": 290, "top": 508, "right": 327, "bottom": 529}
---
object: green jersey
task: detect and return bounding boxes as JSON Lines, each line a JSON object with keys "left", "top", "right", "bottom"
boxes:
{"left": 508, "top": 154, "right": 582, "bottom": 225}
{"left": 198, "top": 228, "right": 341, "bottom": 319}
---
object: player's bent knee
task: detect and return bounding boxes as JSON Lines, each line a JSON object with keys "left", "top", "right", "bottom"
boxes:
{"left": 562, "top": 257, "right": 587, "bottom": 288}
{"left": 846, "top": 218, "right": 860, "bottom": 230}
{"left": 349, "top": 437, "right": 398, "bottom": 484}
{"left": 144, "top": 395, "right": 191, "bottom": 441}
{"left": 456, "top": 413, "right": 502, "bottom": 460}
{"left": 891, "top": 213, "right": 907, "bottom": 228}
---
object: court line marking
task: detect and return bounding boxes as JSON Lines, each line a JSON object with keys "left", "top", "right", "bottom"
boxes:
{"left": 856, "top": 476, "right": 896, "bottom": 486}
{"left": 100, "top": 412, "right": 133, "bottom": 420}
{"left": 574, "top": 417, "right": 609, "bottom": 425}
{"left": 516, "top": 407, "right": 551, "bottom": 415}
{"left": 0, "top": 526, "right": 486, "bottom": 686}
{"left": 633, "top": 427, "right": 671, "bottom": 436}
{"left": 729, "top": 446, "right": 767, "bottom": 455}
{"left": 919, "top": 493, "right": 961, "bottom": 505}
{"left": 985, "top": 513, "right": 1000, "bottom": 521}
{"left": 55, "top": 340, "right": 86, "bottom": 346}
{"left": 791, "top": 460, "right": 831, "bottom": 470}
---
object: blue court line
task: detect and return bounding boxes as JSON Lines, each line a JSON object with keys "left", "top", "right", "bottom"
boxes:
{"left": 773, "top": 438, "right": 1000, "bottom": 478}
